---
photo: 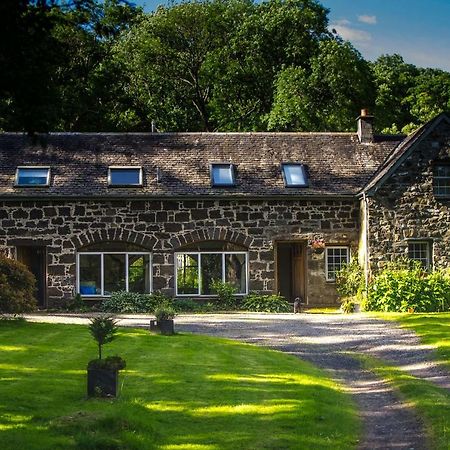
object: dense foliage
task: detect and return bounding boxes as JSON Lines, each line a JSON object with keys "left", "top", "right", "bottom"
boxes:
{"left": 364, "top": 262, "right": 450, "bottom": 313}
{"left": 101, "top": 290, "right": 172, "bottom": 313}
{"left": 0, "top": 253, "right": 37, "bottom": 315}
{"left": 88, "top": 316, "right": 118, "bottom": 359}
{"left": 154, "top": 302, "right": 177, "bottom": 321}
{"left": 243, "top": 293, "right": 291, "bottom": 313}
{"left": 1, "top": 0, "right": 449, "bottom": 134}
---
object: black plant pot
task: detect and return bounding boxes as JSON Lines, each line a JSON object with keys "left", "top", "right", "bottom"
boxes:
{"left": 87, "top": 368, "right": 119, "bottom": 398}
{"left": 149, "top": 319, "right": 159, "bottom": 332}
{"left": 157, "top": 319, "right": 174, "bottom": 335}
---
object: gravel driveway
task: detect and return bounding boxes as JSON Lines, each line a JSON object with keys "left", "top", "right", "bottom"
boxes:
{"left": 26, "top": 312, "right": 450, "bottom": 449}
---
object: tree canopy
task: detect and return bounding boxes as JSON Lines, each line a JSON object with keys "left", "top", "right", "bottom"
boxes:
{"left": 0, "top": 0, "right": 449, "bottom": 133}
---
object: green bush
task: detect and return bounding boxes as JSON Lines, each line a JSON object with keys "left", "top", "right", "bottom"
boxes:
{"left": 340, "top": 298, "right": 356, "bottom": 314}
{"left": 173, "top": 298, "right": 201, "bottom": 312}
{"left": 154, "top": 302, "right": 176, "bottom": 321}
{"left": 335, "top": 258, "right": 365, "bottom": 298}
{"left": 101, "top": 291, "right": 172, "bottom": 313}
{"left": 0, "top": 253, "right": 37, "bottom": 315}
{"left": 365, "top": 263, "right": 450, "bottom": 313}
{"left": 211, "top": 280, "right": 240, "bottom": 310}
{"left": 88, "top": 316, "right": 118, "bottom": 360}
{"left": 243, "top": 293, "right": 290, "bottom": 313}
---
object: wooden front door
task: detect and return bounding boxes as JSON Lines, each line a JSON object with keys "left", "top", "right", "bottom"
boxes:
{"left": 16, "top": 246, "right": 47, "bottom": 308}
{"left": 276, "top": 242, "right": 306, "bottom": 302}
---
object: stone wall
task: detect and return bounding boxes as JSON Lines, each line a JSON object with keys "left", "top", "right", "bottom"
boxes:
{"left": 0, "top": 198, "right": 359, "bottom": 307}
{"left": 368, "top": 120, "right": 450, "bottom": 270}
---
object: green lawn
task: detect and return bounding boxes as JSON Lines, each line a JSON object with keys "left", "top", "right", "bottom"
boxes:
{"left": 0, "top": 321, "right": 359, "bottom": 450}
{"left": 366, "top": 312, "right": 450, "bottom": 449}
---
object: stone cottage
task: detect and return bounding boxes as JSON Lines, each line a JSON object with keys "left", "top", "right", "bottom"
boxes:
{"left": 0, "top": 111, "right": 448, "bottom": 308}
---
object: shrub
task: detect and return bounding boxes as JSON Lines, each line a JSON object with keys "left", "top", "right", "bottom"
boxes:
{"left": 211, "top": 280, "right": 239, "bottom": 310}
{"left": 365, "top": 263, "right": 450, "bottom": 313}
{"left": 340, "top": 298, "right": 356, "bottom": 314}
{"left": 0, "top": 254, "right": 37, "bottom": 315}
{"left": 243, "top": 293, "right": 290, "bottom": 313}
{"left": 65, "top": 293, "right": 88, "bottom": 312}
{"left": 154, "top": 302, "right": 176, "bottom": 321}
{"left": 101, "top": 291, "right": 172, "bottom": 313}
{"left": 335, "top": 258, "right": 365, "bottom": 299}
{"left": 88, "top": 316, "right": 118, "bottom": 360}
{"left": 173, "top": 298, "right": 201, "bottom": 312}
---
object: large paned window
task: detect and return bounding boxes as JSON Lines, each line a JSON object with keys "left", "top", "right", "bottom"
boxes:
{"left": 77, "top": 250, "right": 151, "bottom": 296}
{"left": 433, "top": 164, "right": 450, "bottom": 197}
{"left": 176, "top": 251, "right": 248, "bottom": 296}
{"left": 408, "top": 241, "right": 431, "bottom": 270}
{"left": 325, "top": 246, "right": 349, "bottom": 281}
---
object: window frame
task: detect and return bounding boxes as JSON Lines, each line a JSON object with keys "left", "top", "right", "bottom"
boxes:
{"left": 15, "top": 166, "right": 51, "bottom": 187}
{"left": 108, "top": 166, "right": 143, "bottom": 187}
{"left": 433, "top": 163, "right": 450, "bottom": 198}
{"left": 76, "top": 251, "right": 152, "bottom": 297}
{"left": 281, "top": 163, "right": 308, "bottom": 188}
{"left": 407, "top": 240, "right": 432, "bottom": 270}
{"left": 210, "top": 163, "right": 236, "bottom": 187}
{"left": 174, "top": 251, "right": 249, "bottom": 297}
{"left": 325, "top": 246, "right": 350, "bottom": 282}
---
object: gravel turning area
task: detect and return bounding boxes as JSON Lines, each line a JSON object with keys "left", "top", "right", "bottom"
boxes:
{"left": 26, "top": 312, "right": 450, "bottom": 449}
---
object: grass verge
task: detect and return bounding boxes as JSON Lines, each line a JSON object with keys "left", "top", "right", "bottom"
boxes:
{"left": 370, "top": 312, "right": 450, "bottom": 369}
{"left": 357, "top": 354, "right": 450, "bottom": 450}
{"left": 0, "top": 320, "right": 359, "bottom": 450}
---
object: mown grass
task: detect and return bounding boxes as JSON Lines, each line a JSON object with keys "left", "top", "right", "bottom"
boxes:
{"left": 358, "top": 354, "right": 450, "bottom": 450}
{"left": 0, "top": 320, "right": 359, "bottom": 450}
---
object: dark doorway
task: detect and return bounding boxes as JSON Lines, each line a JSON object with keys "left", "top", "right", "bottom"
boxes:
{"left": 16, "top": 246, "right": 47, "bottom": 308}
{"left": 276, "top": 242, "right": 306, "bottom": 303}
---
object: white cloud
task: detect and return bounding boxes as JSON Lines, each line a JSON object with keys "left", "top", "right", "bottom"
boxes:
{"left": 329, "top": 22, "right": 372, "bottom": 43}
{"left": 358, "top": 15, "right": 377, "bottom": 25}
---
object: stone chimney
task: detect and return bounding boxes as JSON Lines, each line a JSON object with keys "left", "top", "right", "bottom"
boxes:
{"left": 357, "top": 108, "right": 374, "bottom": 143}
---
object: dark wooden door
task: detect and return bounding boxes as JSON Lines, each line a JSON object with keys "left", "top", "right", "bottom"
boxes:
{"left": 16, "top": 246, "right": 46, "bottom": 308}
{"left": 291, "top": 243, "right": 306, "bottom": 301}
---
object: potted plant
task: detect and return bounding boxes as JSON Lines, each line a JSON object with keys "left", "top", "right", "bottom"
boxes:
{"left": 87, "top": 316, "right": 126, "bottom": 398}
{"left": 152, "top": 302, "right": 176, "bottom": 335}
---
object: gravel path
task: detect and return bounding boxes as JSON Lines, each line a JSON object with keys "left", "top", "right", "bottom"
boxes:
{"left": 25, "top": 312, "right": 450, "bottom": 449}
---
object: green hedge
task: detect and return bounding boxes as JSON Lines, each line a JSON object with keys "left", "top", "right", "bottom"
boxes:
{"left": 101, "top": 291, "right": 172, "bottom": 313}
{"left": 243, "top": 293, "right": 290, "bottom": 313}
{"left": 365, "top": 265, "right": 450, "bottom": 313}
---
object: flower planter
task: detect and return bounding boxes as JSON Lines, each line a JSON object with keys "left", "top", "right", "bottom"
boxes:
{"left": 157, "top": 319, "right": 174, "bottom": 335}
{"left": 87, "top": 368, "right": 119, "bottom": 397}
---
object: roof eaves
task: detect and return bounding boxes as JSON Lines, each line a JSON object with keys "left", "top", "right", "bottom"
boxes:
{"left": 360, "top": 113, "right": 450, "bottom": 196}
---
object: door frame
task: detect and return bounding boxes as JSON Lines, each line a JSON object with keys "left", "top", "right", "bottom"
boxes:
{"left": 16, "top": 244, "right": 48, "bottom": 309}
{"left": 274, "top": 240, "right": 308, "bottom": 304}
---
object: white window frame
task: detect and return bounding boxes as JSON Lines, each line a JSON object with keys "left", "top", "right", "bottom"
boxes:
{"left": 15, "top": 166, "right": 51, "bottom": 187}
{"left": 325, "top": 246, "right": 350, "bottom": 282}
{"left": 407, "top": 240, "right": 432, "bottom": 270}
{"left": 433, "top": 164, "right": 450, "bottom": 198}
{"left": 174, "top": 251, "right": 249, "bottom": 297}
{"left": 108, "top": 166, "right": 143, "bottom": 187}
{"left": 77, "top": 251, "right": 152, "bottom": 297}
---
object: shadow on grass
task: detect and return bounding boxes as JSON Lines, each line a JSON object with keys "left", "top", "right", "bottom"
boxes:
{"left": 0, "top": 321, "right": 358, "bottom": 450}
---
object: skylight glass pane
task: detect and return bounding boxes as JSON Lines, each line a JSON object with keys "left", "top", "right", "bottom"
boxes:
{"left": 283, "top": 164, "right": 307, "bottom": 187}
{"left": 17, "top": 168, "right": 49, "bottom": 186}
{"left": 211, "top": 164, "right": 234, "bottom": 186}
{"left": 110, "top": 168, "right": 141, "bottom": 186}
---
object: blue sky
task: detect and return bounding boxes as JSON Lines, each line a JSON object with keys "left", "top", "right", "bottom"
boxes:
{"left": 131, "top": 0, "right": 450, "bottom": 72}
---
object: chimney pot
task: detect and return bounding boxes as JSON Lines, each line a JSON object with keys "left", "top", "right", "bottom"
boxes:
{"left": 357, "top": 109, "right": 374, "bottom": 144}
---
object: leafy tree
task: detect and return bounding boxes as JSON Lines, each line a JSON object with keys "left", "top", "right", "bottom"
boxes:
{"left": 268, "top": 39, "right": 374, "bottom": 131}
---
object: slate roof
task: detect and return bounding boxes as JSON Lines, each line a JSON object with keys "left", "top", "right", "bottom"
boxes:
{"left": 363, "top": 113, "right": 450, "bottom": 194}
{"left": 0, "top": 132, "right": 403, "bottom": 199}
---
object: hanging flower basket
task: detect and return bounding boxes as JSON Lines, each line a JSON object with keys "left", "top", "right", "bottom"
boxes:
{"left": 310, "top": 238, "right": 325, "bottom": 254}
